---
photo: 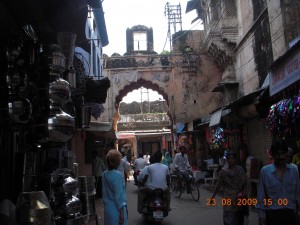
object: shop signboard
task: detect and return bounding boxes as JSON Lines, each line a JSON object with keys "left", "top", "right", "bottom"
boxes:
{"left": 116, "top": 132, "right": 135, "bottom": 139}
{"left": 270, "top": 50, "right": 300, "bottom": 96}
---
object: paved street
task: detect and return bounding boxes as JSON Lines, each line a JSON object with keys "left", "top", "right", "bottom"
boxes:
{"left": 90, "top": 178, "right": 259, "bottom": 225}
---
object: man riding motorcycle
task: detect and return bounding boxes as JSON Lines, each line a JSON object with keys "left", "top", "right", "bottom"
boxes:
{"left": 172, "top": 145, "right": 192, "bottom": 193}
{"left": 132, "top": 153, "right": 147, "bottom": 185}
{"left": 137, "top": 150, "right": 170, "bottom": 213}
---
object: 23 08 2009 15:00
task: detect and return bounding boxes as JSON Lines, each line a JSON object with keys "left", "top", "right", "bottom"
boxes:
{"left": 207, "top": 198, "right": 289, "bottom": 206}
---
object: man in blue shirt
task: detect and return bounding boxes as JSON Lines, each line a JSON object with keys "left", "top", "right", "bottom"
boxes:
{"left": 137, "top": 151, "right": 170, "bottom": 213}
{"left": 256, "top": 139, "right": 300, "bottom": 225}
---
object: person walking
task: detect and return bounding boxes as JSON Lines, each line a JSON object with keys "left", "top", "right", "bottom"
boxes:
{"left": 256, "top": 139, "right": 300, "bottom": 225}
{"left": 161, "top": 151, "right": 173, "bottom": 168}
{"left": 210, "top": 152, "right": 248, "bottom": 225}
{"left": 102, "top": 149, "right": 128, "bottom": 225}
{"left": 92, "top": 151, "right": 106, "bottom": 198}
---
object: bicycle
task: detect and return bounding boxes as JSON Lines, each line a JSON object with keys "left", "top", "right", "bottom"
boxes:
{"left": 170, "top": 168, "right": 200, "bottom": 201}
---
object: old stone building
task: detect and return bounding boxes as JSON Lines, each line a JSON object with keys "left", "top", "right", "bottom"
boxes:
{"left": 100, "top": 0, "right": 300, "bottom": 176}
{"left": 185, "top": 0, "right": 300, "bottom": 189}
{"left": 101, "top": 25, "right": 224, "bottom": 157}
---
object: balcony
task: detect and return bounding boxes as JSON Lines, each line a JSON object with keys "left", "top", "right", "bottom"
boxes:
{"left": 118, "top": 113, "right": 171, "bottom": 131}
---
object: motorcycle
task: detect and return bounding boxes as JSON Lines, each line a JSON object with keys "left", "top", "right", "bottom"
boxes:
{"left": 140, "top": 188, "right": 169, "bottom": 222}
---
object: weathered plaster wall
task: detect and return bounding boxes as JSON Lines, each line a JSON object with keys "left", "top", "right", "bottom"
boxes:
{"left": 235, "top": 40, "right": 259, "bottom": 96}
{"left": 169, "top": 53, "right": 223, "bottom": 122}
{"left": 236, "top": 0, "right": 254, "bottom": 40}
{"left": 267, "top": 0, "right": 286, "bottom": 60}
{"left": 101, "top": 29, "right": 224, "bottom": 125}
{"left": 235, "top": 0, "right": 260, "bottom": 96}
{"left": 267, "top": 0, "right": 300, "bottom": 60}
{"left": 101, "top": 66, "right": 171, "bottom": 122}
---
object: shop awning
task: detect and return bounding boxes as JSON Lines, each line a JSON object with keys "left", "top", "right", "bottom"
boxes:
{"left": 135, "top": 131, "right": 171, "bottom": 137}
{"left": 209, "top": 108, "right": 231, "bottom": 127}
{"left": 212, "top": 81, "right": 239, "bottom": 92}
{"left": 193, "top": 115, "right": 211, "bottom": 130}
{"left": 185, "top": 0, "right": 204, "bottom": 21}
{"left": 186, "top": 0, "right": 199, "bottom": 13}
{"left": 224, "top": 88, "right": 266, "bottom": 110}
{"left": 176, "top": 123, "right": 186, "bottom": 133}
{"left": 86, "top": 121, "right": 116, "bottom": 139}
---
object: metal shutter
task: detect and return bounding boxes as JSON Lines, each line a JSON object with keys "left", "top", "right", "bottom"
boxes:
{"left": 247, "top": 117, "right": 272, "bottom": 164}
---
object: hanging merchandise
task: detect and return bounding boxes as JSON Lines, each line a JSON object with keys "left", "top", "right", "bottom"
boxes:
{"left": 266, "top": 90, "right": 300, "bottom": 138}
{"left": 209, "top": 127, "right": 226, "bottom": 150}
{"left": 176, "top": 133, "right": 190, "bottom": 149}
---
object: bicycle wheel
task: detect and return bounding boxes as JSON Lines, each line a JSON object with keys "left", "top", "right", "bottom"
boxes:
{"left": 171, "top": 177, "right": 182, "bottom": 198}
{"left": 190, "top": 180, "right": 200, "bottom": 201}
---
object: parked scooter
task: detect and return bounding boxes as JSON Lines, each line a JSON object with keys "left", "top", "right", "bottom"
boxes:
{"left": 140, "top": 188, "right": 169, "bottom": 222}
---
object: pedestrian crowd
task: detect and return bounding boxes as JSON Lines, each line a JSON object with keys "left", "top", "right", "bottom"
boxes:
{"left": 90, "top": 138, "right": 299, "bottom": 225}
{"left": 0, "top": 139, "right": 298, "bottom": 225}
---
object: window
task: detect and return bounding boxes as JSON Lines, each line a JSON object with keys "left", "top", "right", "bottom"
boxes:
{"left": 133, "top": 32, "right": 147, "bottom": 51}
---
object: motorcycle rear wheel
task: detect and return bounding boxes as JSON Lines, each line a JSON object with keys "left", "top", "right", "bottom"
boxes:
{"left": 171, "top": 177, "right": 182, "bottom": 198}
{"left": 190, "top": 180, "right": 200, "bottom": 201}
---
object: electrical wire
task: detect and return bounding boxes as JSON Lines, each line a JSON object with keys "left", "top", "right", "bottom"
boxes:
{"left": 234, "top": 4, "right": 291, "bottom": 74}
{"left": 161, "top": 31, "right": 170, "bottom": 53}
{"left": 197, "top": 0, "right": 293, "bottom": 75}
{"left": 183, "top": 1, "right": 297, "bottom": 92}
{"left": 171, "top": 20, "right": 202, "bottom": 43}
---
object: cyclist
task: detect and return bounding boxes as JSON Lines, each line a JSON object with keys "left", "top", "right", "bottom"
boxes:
{"left": 172, "top": 145, "right": 192, "bottom": 192}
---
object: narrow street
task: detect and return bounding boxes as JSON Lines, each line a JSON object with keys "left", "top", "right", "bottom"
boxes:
{"left": 94, "top": 178, "right": 259, "bottom": 225}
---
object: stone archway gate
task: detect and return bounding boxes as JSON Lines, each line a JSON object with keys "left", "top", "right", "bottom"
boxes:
{"left": 101, "top": 52, "right": 223, "bottom": 127}
{"left": 102, "top": 54, "right": 172, "bottom": 122}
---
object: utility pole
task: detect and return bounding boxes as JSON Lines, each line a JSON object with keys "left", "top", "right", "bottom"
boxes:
{"left": 164, "top": 2, "right": 182, "bottom": 52}
{"left": 140, "top": 87, "right": 150, "bottom": 114}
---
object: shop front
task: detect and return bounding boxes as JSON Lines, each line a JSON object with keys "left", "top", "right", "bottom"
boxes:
{"left": 116, "top": 132, "right": 136, "bottom": 162}
{"left": 136, "top": 131, "right": 172, "bottom": 157}
{"left": 264, "top": 40, "right": 300, "bottom": 151}
{"left": 223, "top": 89, "right": 273, "bottom": 166}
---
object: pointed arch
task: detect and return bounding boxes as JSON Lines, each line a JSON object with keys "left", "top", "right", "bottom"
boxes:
{"left": 115, "top": 78, "right": 169, "bottom": 104}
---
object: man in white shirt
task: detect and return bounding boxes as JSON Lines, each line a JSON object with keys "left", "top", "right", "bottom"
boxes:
{"left": 137, "top": 151, "right": 170, "bottom": 213}
{"left": 173, "top": 145, "right": 190, "bottom": 170}
{"left": 172, "top": 145, "right": 192, "bottom": 192}
{"left": 133, "top": 153, "right": 147, "bottom": 184}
